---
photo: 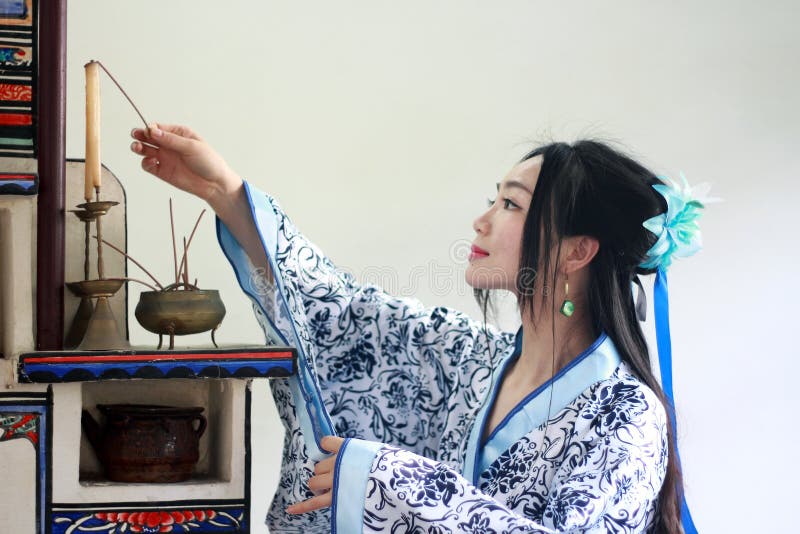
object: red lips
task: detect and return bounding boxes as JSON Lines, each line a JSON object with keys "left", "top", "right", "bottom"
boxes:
{"left": 469, "top": 245, "right": 489, "bottom": 261}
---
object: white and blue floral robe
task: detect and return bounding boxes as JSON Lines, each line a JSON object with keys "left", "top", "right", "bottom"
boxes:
{"left": 216, "top": 182, "right": 669, "bottom": 533}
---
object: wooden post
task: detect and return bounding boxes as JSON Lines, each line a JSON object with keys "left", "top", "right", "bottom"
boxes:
{"left": 36, "top": 0, "right": 67, "bottom": 350}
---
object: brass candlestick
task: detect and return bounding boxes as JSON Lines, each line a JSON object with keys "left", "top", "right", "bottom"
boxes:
{"left": 65, "top": 207, "right": 96, "bottom": 348}
{"left": 66, "top": 188, "right": 129, "bottom": 350}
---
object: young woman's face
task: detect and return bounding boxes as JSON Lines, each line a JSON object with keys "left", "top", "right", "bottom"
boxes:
{"left": 466, "top": 155, "right": 541, "bottom": 296}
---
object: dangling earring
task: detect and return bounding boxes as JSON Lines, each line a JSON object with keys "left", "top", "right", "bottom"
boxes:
{"left": 559, "top": 275, "right": 574, "bottom": 317}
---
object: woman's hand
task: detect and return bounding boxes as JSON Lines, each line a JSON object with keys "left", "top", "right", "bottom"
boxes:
{"left": 130, "top": 123, "right": 241, "bottom": 209}
{"left": 286, "top": 436, "right": 345, "bottom": 515}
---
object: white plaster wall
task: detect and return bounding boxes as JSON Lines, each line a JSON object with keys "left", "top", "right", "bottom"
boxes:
{"left": 0, "top": 160, "right": 35, "bottom": 364}
{"left": 0, "top": 438, "right": 36, "bottom": 533}
{"left": 64, "top": 1, "right": 800, "bottom": 532}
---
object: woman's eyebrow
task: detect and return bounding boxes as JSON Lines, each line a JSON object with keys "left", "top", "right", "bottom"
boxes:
{"left": 497, "top": 180, "right": 533, "bottom": 195}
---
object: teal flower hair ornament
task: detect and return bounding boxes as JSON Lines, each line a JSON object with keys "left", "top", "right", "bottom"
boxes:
{"left": 639, "top": 173, "right": 720, "bottom": 270}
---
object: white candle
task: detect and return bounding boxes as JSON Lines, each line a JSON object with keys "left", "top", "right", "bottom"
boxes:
{"left": 85, "top": 61, "right": 101, "bottom": 201}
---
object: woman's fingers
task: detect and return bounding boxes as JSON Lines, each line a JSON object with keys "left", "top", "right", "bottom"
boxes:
{"left": 320, "top": 435, "right": 345, "bottom": 454}
{"left": 130, "top": 123, "right": 198, "bottom": 154}
{"left": 286, "top": 492, "right": 333, "bottom": 515}
{"left": 130, "top": 140, "right": 158, "bottom": 158}
{"left": 131, "top": 123, "right": 201, "bottom": 142}
{"left": 133, "top": 141, "right": 168, "bottom": 177}
{"left": 153, "top": 123, "right": 203, "bottom": 141}
{"left": 307, "top": 471, "right": 333, "bottom": 494}
{"left": 140, "top": 156, "right": 161, "bottom": 176}
{"left": 143, "top": 123, "right": 196, "bottom": 154}
{"left": 284, "top": 438, "right": 343, "bottom": 514}
{"left": 314, "top": 455, "right": 336, "bottom": 475}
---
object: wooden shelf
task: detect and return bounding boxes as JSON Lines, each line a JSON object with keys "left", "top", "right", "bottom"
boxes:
{"left": 17, "top": 346, "right": 295, "bottom": 383}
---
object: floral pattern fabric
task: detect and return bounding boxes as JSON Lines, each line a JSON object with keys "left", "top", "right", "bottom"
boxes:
{"left": 216, "top": 183, "right": 668, "bottom": 533}
{"left": 359, "top": 362, "right": 668, "bottom": 533}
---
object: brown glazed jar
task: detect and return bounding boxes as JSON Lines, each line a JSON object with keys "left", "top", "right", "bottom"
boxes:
{"left": 82, "top": 404, "right": 207, "bottom": 483}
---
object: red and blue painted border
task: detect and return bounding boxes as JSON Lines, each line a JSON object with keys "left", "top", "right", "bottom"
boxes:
{"left": 18, "top": 347, "right": 296, "bottom": 383}
{"left": 0, "top": 171, "right": 37, "bottom": 194}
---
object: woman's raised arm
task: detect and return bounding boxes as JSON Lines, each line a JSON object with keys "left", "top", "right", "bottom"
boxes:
{"left": 130, "top": 123, "right": 273, "bottom": 283}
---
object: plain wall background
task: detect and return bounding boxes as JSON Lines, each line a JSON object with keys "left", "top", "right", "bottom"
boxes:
{"left": 65, "top": 1, "right": 799, "bottom": 531}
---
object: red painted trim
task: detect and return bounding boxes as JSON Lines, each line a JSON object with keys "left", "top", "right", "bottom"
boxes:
{"left": 0, "top": 113, "right": 32, "bottom": 125}
{"left": 25, "top": 351, "right": 294, "bottom": 364}
{"left": 0, "top": 173, "right": 36, "bottom": 180}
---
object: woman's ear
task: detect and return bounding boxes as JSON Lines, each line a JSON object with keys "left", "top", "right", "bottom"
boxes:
{"left": 562, "top": 235, "right": 600, "bottom": 273}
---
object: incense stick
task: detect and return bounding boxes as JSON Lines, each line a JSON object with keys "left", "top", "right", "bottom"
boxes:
{"left": 113, "top": 276, "right": 160, "bottom": 292}
{"left": 170, "top": 198, "right": 179, "bottom": 284}
{"left": 94, "top": 235, "right": 164, "bottom": 290}
{"left": 176, "top": 209, "right": 207, "bottom": 283}
{"left": 90, "top": 59, "right": 149, "bottom": 128}
{"left": 183, "top": 237, "right": 189, "bottom": 286}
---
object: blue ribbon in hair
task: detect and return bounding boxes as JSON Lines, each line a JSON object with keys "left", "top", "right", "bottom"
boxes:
{"left": 653, "top": 268, "right": 698, "bottom": 534}
{"left": 639, "top": 173, "right": 718, "bottom": 534}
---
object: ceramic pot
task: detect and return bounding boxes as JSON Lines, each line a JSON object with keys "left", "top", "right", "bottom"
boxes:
{"left": 82, "top": 404, "right": 207, "bottom": 483}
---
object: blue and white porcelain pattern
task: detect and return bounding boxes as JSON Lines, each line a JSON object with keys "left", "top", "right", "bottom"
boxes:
{"left": 358, "top": 362, "right": 668, "bottom": 533}
{"left": 216, "top": 182, "right": 669, "bottom": 533}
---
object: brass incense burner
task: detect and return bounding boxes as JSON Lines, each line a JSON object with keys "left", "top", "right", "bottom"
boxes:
{"left": 95, "top": 201, "right": 226, "bottom": 349}
{"left": 135, "top": 283, "right": 225, "bottom": 350}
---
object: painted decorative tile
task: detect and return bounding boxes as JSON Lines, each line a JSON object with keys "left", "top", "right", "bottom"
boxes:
{"left": 0, "top": 412, "right": 38, "bottom": 445}
{"left": 0, "top": 0, "right": 28, "bottom": 18}
{"left": 52, "top": 505, "right": 247, "bottom": 534}
{"left": 0, "top": 391, "right": 51, "bottom": 534}
{"left": 0, "top": 0, "right": 36, "bottom": 158}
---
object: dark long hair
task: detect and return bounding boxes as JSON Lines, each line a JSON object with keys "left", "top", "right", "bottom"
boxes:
{"left": 475, "top": 140, "right": 684, "bottom": 533}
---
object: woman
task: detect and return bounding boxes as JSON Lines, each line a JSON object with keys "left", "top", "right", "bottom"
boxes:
{"left": 130, "top": 125, "right": 702, "bottom": 533}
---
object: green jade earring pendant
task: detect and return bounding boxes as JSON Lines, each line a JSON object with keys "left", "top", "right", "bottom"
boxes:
{"left": 560, "top": 279, "right": 574, "bottom": 317}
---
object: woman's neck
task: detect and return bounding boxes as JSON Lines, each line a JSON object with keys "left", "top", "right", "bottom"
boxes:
{"left": 514, "top": 310, "right": 598, "bottom": 389}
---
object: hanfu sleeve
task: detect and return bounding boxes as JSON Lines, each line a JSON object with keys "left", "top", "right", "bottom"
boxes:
{"left": 332, "top": 439, "right": 553, "bottom": 533}
{"left": 216, "top": 181, "right": 514, "bottom": 457}
{"left": 330, "top": 383, "right": 669, "bottom": 534}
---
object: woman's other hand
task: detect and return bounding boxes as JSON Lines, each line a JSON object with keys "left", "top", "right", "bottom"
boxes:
{"left": 130, "top": 123, "right": 241, "bottom": 209}
{"left": 286, "top": 436, "right": 345, "bottom": 515}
